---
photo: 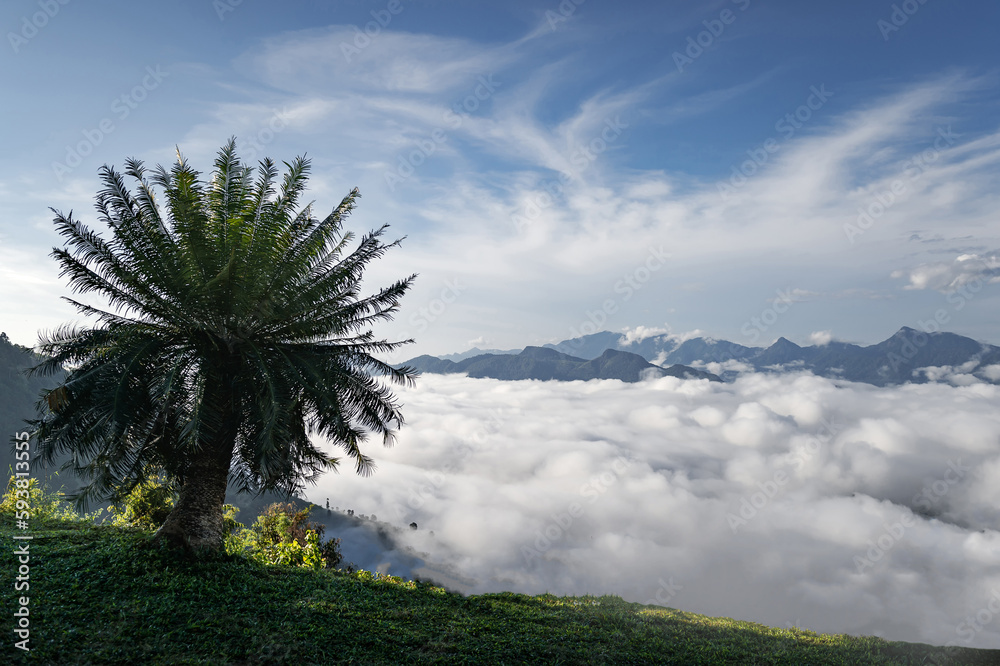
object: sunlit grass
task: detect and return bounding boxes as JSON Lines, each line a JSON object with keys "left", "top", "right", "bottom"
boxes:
{"left": 3, "top": 516, "right": 996, "bottom": 664}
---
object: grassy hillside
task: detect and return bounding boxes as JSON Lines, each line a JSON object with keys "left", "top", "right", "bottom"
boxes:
{"left": 3, "top": 515, "right": 997, "bottom": 664}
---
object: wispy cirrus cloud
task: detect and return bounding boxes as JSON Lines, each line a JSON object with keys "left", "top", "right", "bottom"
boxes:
{"left": 6, "top": 19, "right": 1000, "bottom": 354}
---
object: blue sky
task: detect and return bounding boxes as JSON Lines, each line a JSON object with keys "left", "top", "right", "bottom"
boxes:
{"left": 2, "top": 0, "right": 999, "bottom": 357}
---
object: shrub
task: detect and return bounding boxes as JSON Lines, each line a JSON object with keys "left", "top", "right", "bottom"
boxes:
{"left": 319, "top": 535, "right": 344, "bottom": 570}
{"left": 109, "top": 475, "right": 177, "bottom": 530}
{"left": 225, "top": 502, "right": 343, "bottom": 570}
{"left": 222, "top": 503, "right": 242, "bottom": 536}
{"left": 254, "top": 502, "right": 321, "bottom": 546}
{"left": 0, "top": 473, "right": 81, "bottom": 524}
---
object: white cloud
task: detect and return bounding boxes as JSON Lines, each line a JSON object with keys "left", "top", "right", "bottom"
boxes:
{"left": 10, "top": 28, "right": 1000, "bottom": 356}
{"left": 980, "top": 365, "right": 1000, "bottom": 382}
{"left": 305, "top": 372, "right": 1000, "bottom": 649}
{"left": 0, "top": 244, "right": 87, "bottom": 346}
{"left": 347, "top": 70, "right": 1000, "bottom": 354}
{"left": 893, "top": 252, "right": 1000, "bottom": 292}
{"left": 618, "top": 325, "right": 670, "bottom": 345}
{"left": 694, "top": 358, "right": 756, "bottom": 375}
{"left": 245, "top": 26, "right": 515, "bottom": 96}
{"left": 915, "top": 360, "right": 983, "bottom": 386}
{"left": 809, "top": 330, "right": 833, "bottom": 346}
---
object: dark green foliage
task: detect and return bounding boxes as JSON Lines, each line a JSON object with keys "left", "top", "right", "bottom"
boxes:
{"left": 319, "top": 534, "right": 344, "bottom": 570}
{"left": 220, "top": 501, "right": 343, "bottom": 570}
{"left": 0, "top": 475, "right": 79, "bottom": 523}
{"left": 1, "top": 516, "right": 997, "bottom": 664}
{"left": 27, "top": 139, "right": 416, "bottom": 548}
{"left": 252, "top": 501, "right": 321, "bottom": 547}
{"left": 108, "top": 472, "right": 177, "bottom": 530}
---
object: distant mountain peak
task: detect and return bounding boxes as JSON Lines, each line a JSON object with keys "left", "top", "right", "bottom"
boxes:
{"left": 517, "top": 346, "right": 588, "bottom": 363}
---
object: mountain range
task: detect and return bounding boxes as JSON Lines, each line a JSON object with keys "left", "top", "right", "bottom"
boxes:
{"left": 402, "top": 346, "right": 722, "bottom": 383}
{"left": 405, "top": 327, "right": 1000, "bottom": 387}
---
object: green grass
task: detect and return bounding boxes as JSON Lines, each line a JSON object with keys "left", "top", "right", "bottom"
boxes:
{"left": 2, "top": 518, "right": 997, "bottom": 665}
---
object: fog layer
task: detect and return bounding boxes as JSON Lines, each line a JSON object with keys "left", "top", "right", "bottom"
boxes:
{"left": 305, "top": 372, "right": 1000, "bottom": 648}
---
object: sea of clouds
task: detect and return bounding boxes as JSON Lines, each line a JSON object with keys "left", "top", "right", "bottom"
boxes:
{"left": 304, "top": 371, "right": 1000, "bottom": 649}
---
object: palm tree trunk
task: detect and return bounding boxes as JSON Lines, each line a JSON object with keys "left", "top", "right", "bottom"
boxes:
{"left": 154, "top": 369, "right": 238, "bottom": 552}
{"left": 153, "top": 448, "right": 231, "bottom": 551}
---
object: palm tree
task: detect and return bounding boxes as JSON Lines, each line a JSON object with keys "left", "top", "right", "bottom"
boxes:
{"left": 30, "top": 139, "right": 416, "bottom": 552}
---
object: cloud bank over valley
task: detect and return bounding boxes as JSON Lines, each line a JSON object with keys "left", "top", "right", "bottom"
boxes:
{"left": 306, "top": 371, "right": 1000, "bottom": 649}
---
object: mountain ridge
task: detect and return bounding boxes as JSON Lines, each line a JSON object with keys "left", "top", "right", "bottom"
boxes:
{"left": 401, "top": 346, "right": 722, "bottom": 383}
{"left": 411, "top": 327, "right": 1000, "bottom": 387}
